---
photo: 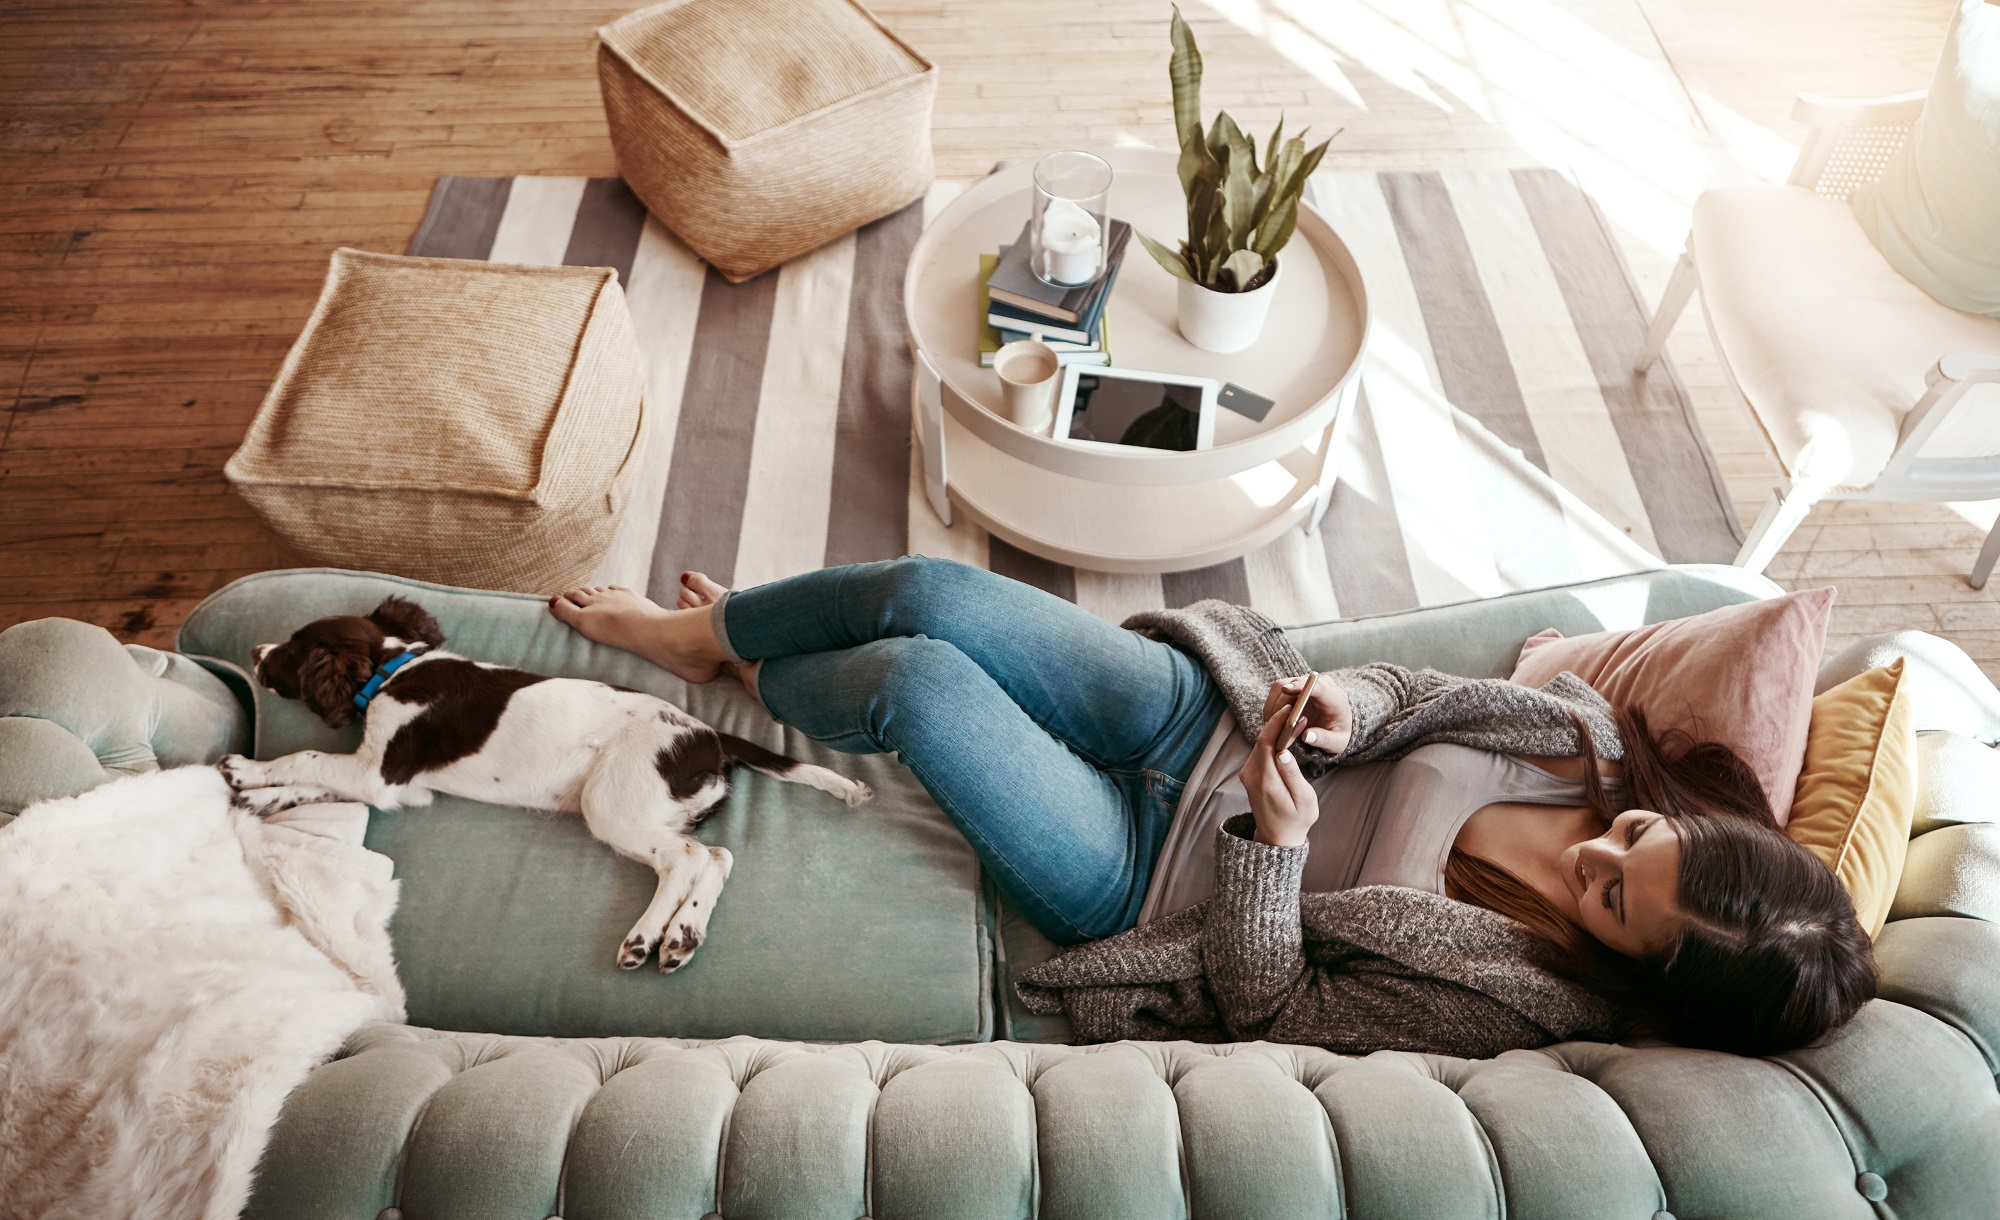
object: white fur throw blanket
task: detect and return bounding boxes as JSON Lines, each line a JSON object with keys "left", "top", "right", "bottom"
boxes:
{"left": 0, "top": 766, "right": 404, "bottom": 1220}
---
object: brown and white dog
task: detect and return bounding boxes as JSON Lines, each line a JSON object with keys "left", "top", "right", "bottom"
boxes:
{"left": 218, "top": 595, "right": 871, "bottom": 973}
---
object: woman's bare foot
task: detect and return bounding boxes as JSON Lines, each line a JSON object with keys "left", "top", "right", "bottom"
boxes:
{"left": 546, "top": 584, "right": 724, "bottom": 683}
{"left": 672, "top": 572, "right": 763, "bottom": 693}
{"left": 676, "top": 570, "right": 728, "bottom": 610}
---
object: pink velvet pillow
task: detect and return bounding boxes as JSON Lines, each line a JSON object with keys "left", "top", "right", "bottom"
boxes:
{"left": 1509, "top": 588, "right": 1835, "bottom": 824}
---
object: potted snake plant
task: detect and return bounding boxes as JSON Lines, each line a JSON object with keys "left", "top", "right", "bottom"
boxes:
{"left": 1138, "top": 6, "right": 1337, "bottom": 353}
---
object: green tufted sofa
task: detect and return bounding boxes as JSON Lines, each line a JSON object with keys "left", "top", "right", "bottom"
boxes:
{"left": 3, "top": 564, "right": 1998, "bottom": 1219}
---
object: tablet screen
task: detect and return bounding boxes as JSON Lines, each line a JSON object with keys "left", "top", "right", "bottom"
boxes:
{"left": 1065, "top": 375, "right": 1204, "bottom": 451}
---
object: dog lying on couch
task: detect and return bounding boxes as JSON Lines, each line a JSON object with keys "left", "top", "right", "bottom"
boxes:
{"left": 218, "top": 596, "right": 872, "bottom": 972}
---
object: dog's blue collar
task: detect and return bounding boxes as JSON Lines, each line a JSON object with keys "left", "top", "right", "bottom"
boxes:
{"left": 353, "top": 648, "right": 425, "bottom": 712}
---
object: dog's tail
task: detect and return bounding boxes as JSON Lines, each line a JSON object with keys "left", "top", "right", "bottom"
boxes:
{"left": 718, "top": 733, "right": 873, "bottom": 807}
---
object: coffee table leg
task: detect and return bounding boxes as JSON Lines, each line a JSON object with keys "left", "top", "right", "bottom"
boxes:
{"left": 913, "top": 349, "right": 952, "bottom": 526}
{"left": 1305, "top": 376, "right": 1361, "bottom": 535}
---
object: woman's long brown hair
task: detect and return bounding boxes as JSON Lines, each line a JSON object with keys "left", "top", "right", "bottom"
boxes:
{"left": 1444, "top": 708, "right": 1877, "bottom": 1055}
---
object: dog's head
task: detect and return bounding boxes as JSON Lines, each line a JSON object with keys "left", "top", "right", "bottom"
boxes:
{"left": 250, "top": 595, "right": 445, "bottom": 728}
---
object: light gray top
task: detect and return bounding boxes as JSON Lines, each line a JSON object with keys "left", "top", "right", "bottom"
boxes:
{"left": 1138, "top": 715, "right": 1608, "bottom": 923}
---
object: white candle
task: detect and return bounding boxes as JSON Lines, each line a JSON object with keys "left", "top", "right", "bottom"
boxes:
{"left": 1041, "top": 198, "right": 1102, "bottom": 285}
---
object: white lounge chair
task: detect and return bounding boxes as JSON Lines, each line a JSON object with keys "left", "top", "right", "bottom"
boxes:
{"left": 1637, "top": 90, "right": 2000, "bottom": 587}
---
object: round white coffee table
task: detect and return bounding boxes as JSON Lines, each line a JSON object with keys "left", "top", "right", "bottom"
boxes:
{"left": 904, "top": 146, "right": 1369, "bottom": 573}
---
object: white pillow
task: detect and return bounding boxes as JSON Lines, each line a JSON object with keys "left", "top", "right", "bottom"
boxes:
{"left": 1850, "top": 0, "right": 2000, "bottom": 318}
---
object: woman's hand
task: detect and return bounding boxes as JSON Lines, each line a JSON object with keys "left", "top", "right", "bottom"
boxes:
{"left": 1239, "top": 703, "right": 1321, "bottom": 848}
{"left": 1259, "top": 673, "right": 1353, "bottom": 756}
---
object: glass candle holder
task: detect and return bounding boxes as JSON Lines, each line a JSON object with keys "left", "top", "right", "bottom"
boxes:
{"left": 1031, "top": 151, "right": 1113, "bottom": 288}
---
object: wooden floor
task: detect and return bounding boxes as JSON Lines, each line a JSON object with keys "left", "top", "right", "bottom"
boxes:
{"left": 2, "top": 0, "right": 1982, "bottom": 672}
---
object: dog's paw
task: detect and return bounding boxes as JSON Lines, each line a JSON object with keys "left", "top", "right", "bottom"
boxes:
{"left": 229, "top": 784, "right": 336, "bottom": 818}
{"left": 840, "top": 780, "right": 874, "bottom": 808}
{"left": 659, "top": 922, "right": 706, "bottom": 973}
{"left": 616, "top": 931, "right": 653, "bottom": 971}
{"left": 216, "top": 754, "right": 260, "bottom": 792}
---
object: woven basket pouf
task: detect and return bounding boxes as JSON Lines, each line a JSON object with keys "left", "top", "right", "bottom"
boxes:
{"left": 597, "top": 0, "right": 936, "bottom": 283}
{"left": 225, "top": 248, "right": 647, "bottom": 594}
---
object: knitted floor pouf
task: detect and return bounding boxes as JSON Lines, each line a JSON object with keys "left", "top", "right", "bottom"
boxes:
{"left": 597, "top": 0, "right": 936, "bottom": 283}
{"left": 225, "top": 248, "right": 647, "bottom": 593}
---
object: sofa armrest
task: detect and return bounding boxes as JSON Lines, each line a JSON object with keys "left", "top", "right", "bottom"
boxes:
{"left": 0, "top": 619, "right": 250, "bottom": 815}
{"left": 1875, "top": 916, "right": 2000, "bottom": 1074}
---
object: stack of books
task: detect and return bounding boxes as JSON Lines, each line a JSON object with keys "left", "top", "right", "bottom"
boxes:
{"left": 978, "top": 218, "right": 1133, "bottom": 369}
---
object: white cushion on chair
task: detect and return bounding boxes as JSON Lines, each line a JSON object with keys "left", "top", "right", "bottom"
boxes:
{"left": 1692, "top": 184, "right": 2000, "bottom": 487}
{"left": 1851, "top": 0, "right": 2000, "bottom": 318}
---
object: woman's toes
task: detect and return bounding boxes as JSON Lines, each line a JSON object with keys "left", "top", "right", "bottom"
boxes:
{"left": 681, "top": 571, "right": 729, "bottom": 604}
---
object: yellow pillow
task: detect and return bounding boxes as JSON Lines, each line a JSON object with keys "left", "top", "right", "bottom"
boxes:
{"left": 1785, "top": 660, "right": 1916, "bottom": 937}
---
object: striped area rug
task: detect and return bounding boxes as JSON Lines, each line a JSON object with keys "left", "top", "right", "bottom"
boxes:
{"left": 408, "top": 169, "right": 1738, "bottom": 625}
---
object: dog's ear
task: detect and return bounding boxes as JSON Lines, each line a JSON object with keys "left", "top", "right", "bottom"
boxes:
{"left": 368, "top": 595, "right": 445, "bottom": 649}
{"left": 297, "top": 645, "right": 375, "bottom": 729}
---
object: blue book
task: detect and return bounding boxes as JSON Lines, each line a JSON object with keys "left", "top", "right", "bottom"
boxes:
{"left": 987, "top": 252, "right": 1125, "bottom": 344}
{"left": 986, "top": 218, "right": 1134, "bottom": 323}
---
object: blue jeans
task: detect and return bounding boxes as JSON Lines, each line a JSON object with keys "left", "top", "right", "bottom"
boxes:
{"left": 713, "top": 557, "right": 1227, "bottom": 943}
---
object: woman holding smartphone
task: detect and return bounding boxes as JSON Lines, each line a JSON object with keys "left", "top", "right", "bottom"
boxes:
{"left": 549, "top": 556, "right": 1874, "bottom": 1058}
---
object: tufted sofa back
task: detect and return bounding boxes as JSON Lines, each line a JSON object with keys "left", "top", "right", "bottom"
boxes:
{"left": 249, "top": 999, "right": 1999, "bottom": 1219}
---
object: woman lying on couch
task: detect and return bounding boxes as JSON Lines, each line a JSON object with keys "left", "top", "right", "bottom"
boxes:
{"left": 548, "top": 557, "right": 1874, "bottom": 1059}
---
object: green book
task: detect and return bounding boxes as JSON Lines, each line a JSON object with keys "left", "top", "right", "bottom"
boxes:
{"left": 978, "top": 252, "right": 1005, "bottom": 367}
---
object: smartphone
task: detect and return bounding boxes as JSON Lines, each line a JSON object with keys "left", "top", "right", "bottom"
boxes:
{"left": 1283, "top": 672, "right": 1317, "bottom": 745}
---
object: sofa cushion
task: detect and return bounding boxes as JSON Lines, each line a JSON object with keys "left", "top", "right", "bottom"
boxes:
{"left": 1509, "top": 586, "right": 1833, "bottom": 822}
{"left": 1785, "top": 661, "right": 1917, "bottom": 936}
{"left": 1892, "top": 823, "right": 2000, "bottom": 923}
{"left": 1690, "top": 184, "right": 2000, "bottom": 487}
{"left": 1911, "top": 731, "right": 2000, "bottom": 835}
{"left": 177, "top": 569, "right": 991, "bottom": 1045}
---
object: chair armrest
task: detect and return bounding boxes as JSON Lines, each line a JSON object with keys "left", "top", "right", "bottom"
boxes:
{"left": 1878, "top": 356, "right": 2000, "bottom": 497}
{"left": 1932, "top": 352, "right": 2000, "bottom": 386}
{"left": 1792, "top": 90, "right": 1929, "bottom": 129}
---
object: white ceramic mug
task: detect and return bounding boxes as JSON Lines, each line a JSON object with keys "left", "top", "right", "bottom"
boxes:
{"left": 995, "top": 339, "right": 1061, "bottom": 432}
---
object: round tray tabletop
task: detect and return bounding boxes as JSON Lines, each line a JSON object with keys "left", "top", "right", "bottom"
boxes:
{"left": 905, "top": 146, "right": 1369, "bottom": 487}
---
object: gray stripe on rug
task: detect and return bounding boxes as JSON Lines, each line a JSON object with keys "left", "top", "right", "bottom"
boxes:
{"left": 1321, "top": 384, "right": 1419, "bottom": 617}
{"left": 988, "top": 538, "right": 1077, "bottom": 602}
{"left": 1162, "top": 561, "right": 1251, "bottom": 609}
{"left": 407, "top": 176, "right": 512, "bottom": 260}
{"left": 649, "top": 267, "right": 781, "bottom": 596}
{"left": 562, "top": 178, "right": 648, "bottom": 284}
{"left": 1379, "top": 171, "right": 1546, "bottom": 469}
{"left": 1510, "top": 167, "right": 1744, "bottom": 561}
{"left": 826, "top": 201, "right": 923, "bottom": 568}
{"left": 1380, "top": 172, "right": 1575, "bottom": 587}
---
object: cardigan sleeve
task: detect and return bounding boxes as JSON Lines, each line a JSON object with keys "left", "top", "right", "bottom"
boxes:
{"left": 1308, "top": 663, "right": 1623, "bottom": 768}
{"left": 1198, "top": 815, "right": 1311, "bottom": 1033}
{"left": 1198, "top": 817, "right": 1563, "bottom": 1055}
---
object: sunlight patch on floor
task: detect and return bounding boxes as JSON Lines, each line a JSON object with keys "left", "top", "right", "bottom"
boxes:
{"left": 1207, "top": 0, "right": 1799, "bottom": 254}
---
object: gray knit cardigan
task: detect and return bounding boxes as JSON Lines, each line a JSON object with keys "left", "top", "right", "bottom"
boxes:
{"left": 1015, "top": 600, "right": 1627, "bottom": 1055}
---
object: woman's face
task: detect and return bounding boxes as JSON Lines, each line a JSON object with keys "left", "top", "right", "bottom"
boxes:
{"left": 1560, "top": 809, "right": 1683, "bottom": 958}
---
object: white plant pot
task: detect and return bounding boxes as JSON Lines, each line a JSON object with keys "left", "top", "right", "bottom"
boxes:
{"left": 1175, "top": 258, "right": 1283, "bottom": 354}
